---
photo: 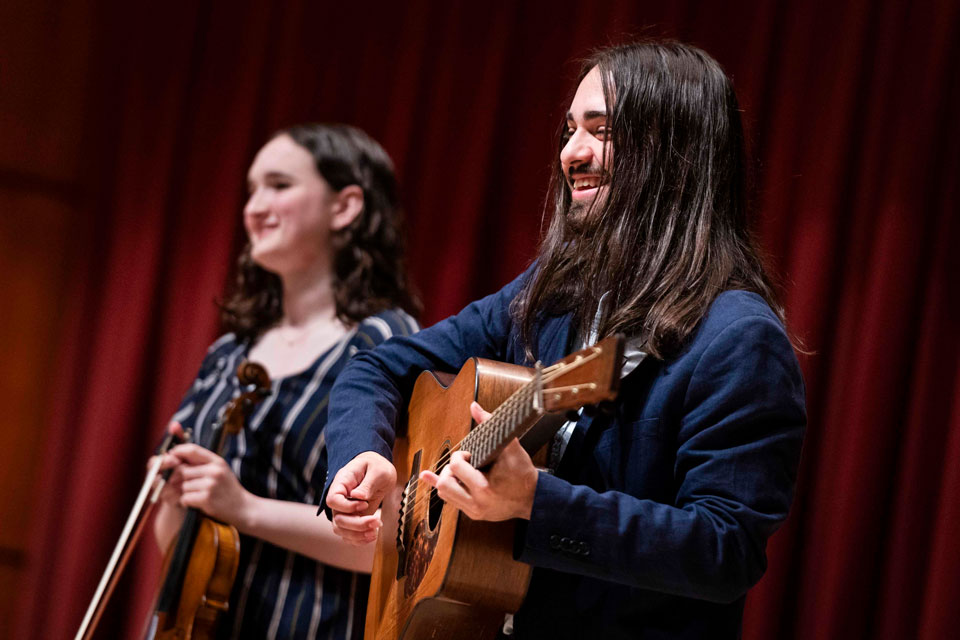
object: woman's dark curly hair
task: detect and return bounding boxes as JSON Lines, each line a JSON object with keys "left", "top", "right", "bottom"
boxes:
{"left": 220, "top": 124, "right": 420, "bottom": 341}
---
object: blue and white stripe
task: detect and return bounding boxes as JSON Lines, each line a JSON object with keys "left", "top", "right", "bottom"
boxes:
{"left": 172, "top": 309, "right": 417, "bottom": 640}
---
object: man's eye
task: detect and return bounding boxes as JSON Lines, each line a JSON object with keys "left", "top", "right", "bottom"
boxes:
{"left": 271, "top": 181, "right": 291, "bottom": 190}
{"left": 595, "top": 126, "right": 609, "bottom": 139}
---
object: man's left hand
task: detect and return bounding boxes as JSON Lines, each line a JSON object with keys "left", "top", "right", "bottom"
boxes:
{"left": 419, "top": 401, "right": 538, "bottom": 521}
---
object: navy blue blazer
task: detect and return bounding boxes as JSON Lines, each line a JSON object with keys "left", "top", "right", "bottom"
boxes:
{"left": 323, "top": 269, "right": 806, "bottom": 639}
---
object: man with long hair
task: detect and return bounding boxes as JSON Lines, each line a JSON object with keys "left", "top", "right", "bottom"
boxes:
{"left": 323, "top": 42, "right": 806, "bottom": 638}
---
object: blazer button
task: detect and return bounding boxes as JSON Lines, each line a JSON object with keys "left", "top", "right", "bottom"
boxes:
{"left": 561, "top": 537, "right": 573, "bottom": 551}
{"left": 549, "top": 535, "right": 561, "bottom": 550}
{"left": 579, "top": 541, "right": 590, "bottom": 556}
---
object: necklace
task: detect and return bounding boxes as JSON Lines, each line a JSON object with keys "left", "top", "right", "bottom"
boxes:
{"left": 276, "top": 322, "right": 311, "bottom": 346}
{"left": 275, "top": 315, "right": 343, "bottom": 347}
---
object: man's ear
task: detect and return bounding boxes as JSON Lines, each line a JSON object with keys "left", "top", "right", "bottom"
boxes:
{"left": 331, "top": 185, "right": 364, "bottom": 231}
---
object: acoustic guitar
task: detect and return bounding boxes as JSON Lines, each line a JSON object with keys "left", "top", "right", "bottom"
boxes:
{"left": 365, "top": 335, "right": 624, "bottom": 640}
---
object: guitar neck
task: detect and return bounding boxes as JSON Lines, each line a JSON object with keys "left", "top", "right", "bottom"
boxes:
{"left": 462, "top": 376, "right": 542, "bottom": 468}
{"left": 459, "top": 335, "right": 625, "bottom": 468}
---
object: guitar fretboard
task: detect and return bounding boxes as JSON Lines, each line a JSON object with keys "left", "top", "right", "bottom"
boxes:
{"left": 461, "top": 369, "right": 543, "bottom": 468}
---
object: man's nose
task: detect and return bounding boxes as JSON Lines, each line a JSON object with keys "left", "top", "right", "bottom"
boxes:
{"left": 560, "top": 130, "right": 594, "bottom": 172}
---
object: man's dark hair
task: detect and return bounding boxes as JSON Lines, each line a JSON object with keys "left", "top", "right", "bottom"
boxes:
{"left": 512, "top": 40, "right": 783, "bottom": 360}
{"left": 221, "top": 123, "right": 420, "bottom": 341}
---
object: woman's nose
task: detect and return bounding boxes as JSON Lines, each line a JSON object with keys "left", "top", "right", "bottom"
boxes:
{"left": 244, "top": 188, "right": 268, "bottom": 216}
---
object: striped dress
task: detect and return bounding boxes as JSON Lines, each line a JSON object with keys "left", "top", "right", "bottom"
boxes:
{"left": 170, "top": 309, "right": 418, "bottom": 640}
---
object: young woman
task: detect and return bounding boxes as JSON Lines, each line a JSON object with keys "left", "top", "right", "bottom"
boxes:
{"left": 153, "top": 123, "right": 419, "bottom": 639}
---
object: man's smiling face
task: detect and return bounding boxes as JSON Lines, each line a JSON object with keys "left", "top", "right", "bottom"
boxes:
{"left": 560, "top": 66, "right": 612, "bottom": 226}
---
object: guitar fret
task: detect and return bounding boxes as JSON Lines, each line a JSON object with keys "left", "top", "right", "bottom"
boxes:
{"left": 460, "top": 362, "right": 565, "bottom": 469}
{"left": 462, "top": 382, "right": 540, "bottom": 468}
{"left": 376, "top": 336, "right": 622, "bottom": 639}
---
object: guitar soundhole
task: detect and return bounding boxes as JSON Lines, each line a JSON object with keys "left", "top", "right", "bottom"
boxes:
{"left": 404, "top": 519, "right": 438, "bottom": 597}
{"left": 402, "top": 442, "right": 450, "bottom": 595}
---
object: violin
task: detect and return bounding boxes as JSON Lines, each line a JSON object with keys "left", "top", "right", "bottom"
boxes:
{"left": 75, "top": 361, "right": 271, "bottom": 640}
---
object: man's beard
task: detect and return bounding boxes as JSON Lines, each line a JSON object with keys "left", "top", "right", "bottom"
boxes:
{"left": 565, "top": 192, "right": 606, "bottom": 236}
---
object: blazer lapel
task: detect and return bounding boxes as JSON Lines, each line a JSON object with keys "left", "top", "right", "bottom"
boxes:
{"left": 537, "top": 313, "right": 574, "bottom": 364}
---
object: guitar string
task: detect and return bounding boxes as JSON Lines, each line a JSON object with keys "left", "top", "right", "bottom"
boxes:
{"left": 408, "top": 348, "right": 602, "bottom": 487}
{"left": 401, "top": 348, "right": 603, "bottom": 515}
{"left": 433, "top": 347, "right": 601, "bottom": 469}
{"left": 413, "top": 359, "right": 559, "bottom": 479}
{"left": 402, "top": 376, "right": 536, "bottom": 512}
{"left": 398, "top": 378, "right": 538, "bottom": 531}
{"left": 401, "top": 354, "right": 595, "bottom": 516}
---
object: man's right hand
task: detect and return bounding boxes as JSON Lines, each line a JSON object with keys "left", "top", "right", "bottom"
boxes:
{"left": 327, "top": 451, "right": 396, "bottom": 545}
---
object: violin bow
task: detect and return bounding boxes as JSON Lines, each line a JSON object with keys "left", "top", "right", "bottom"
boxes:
{"left": 74, "top": 429, "right": 190, "bottom": 640}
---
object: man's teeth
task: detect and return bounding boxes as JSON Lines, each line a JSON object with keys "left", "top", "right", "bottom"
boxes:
{"left": 573, "top": 177, "right": 602, "bottom": 189}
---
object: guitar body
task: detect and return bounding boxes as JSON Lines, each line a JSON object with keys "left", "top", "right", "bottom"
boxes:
{"left": 365, "top": 358, "right": 536, "bottom": 640}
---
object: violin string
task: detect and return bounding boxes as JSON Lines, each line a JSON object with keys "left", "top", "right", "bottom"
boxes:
{"left": 153, "top": 362, "right": 272, "bottom": 618}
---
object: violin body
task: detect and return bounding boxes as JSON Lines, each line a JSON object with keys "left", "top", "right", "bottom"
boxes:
{"left": 76, "top": 361, "right": 270, "bottom": 640}
{"left": 154, "top": 518, "right": 240, "bottom": 640}
{"left": 149, "top": 361, "right": 270, "bottom": 640}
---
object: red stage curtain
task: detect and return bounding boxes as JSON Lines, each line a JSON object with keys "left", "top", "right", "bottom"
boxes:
{"left": 10, "top": 1, "right": 959, "bottom": 638}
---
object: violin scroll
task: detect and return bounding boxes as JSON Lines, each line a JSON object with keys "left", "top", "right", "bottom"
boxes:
{"left": 237, "top": 361, "right": 270, "bottom": 393}
{"left": 221, "top": 361, "right": 271, "bottom": 438}
{"left": 152, "top": 359, "right": 271, "bottom": 639}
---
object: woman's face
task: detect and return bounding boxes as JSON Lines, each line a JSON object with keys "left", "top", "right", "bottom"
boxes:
{"left": 244, "top": 134, "right": 339, "bottom": 276}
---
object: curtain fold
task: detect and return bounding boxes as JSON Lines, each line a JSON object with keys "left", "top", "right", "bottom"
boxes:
{"left": 13, "top": 1, "right": 958, "bottom": 638}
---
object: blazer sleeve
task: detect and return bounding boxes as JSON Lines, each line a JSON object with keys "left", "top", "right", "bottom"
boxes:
{"left": 320, "top": 268, "right": 533, "bottom": 507}
{"left": 516, "top": 313, "right": 806, "bottom": 603}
